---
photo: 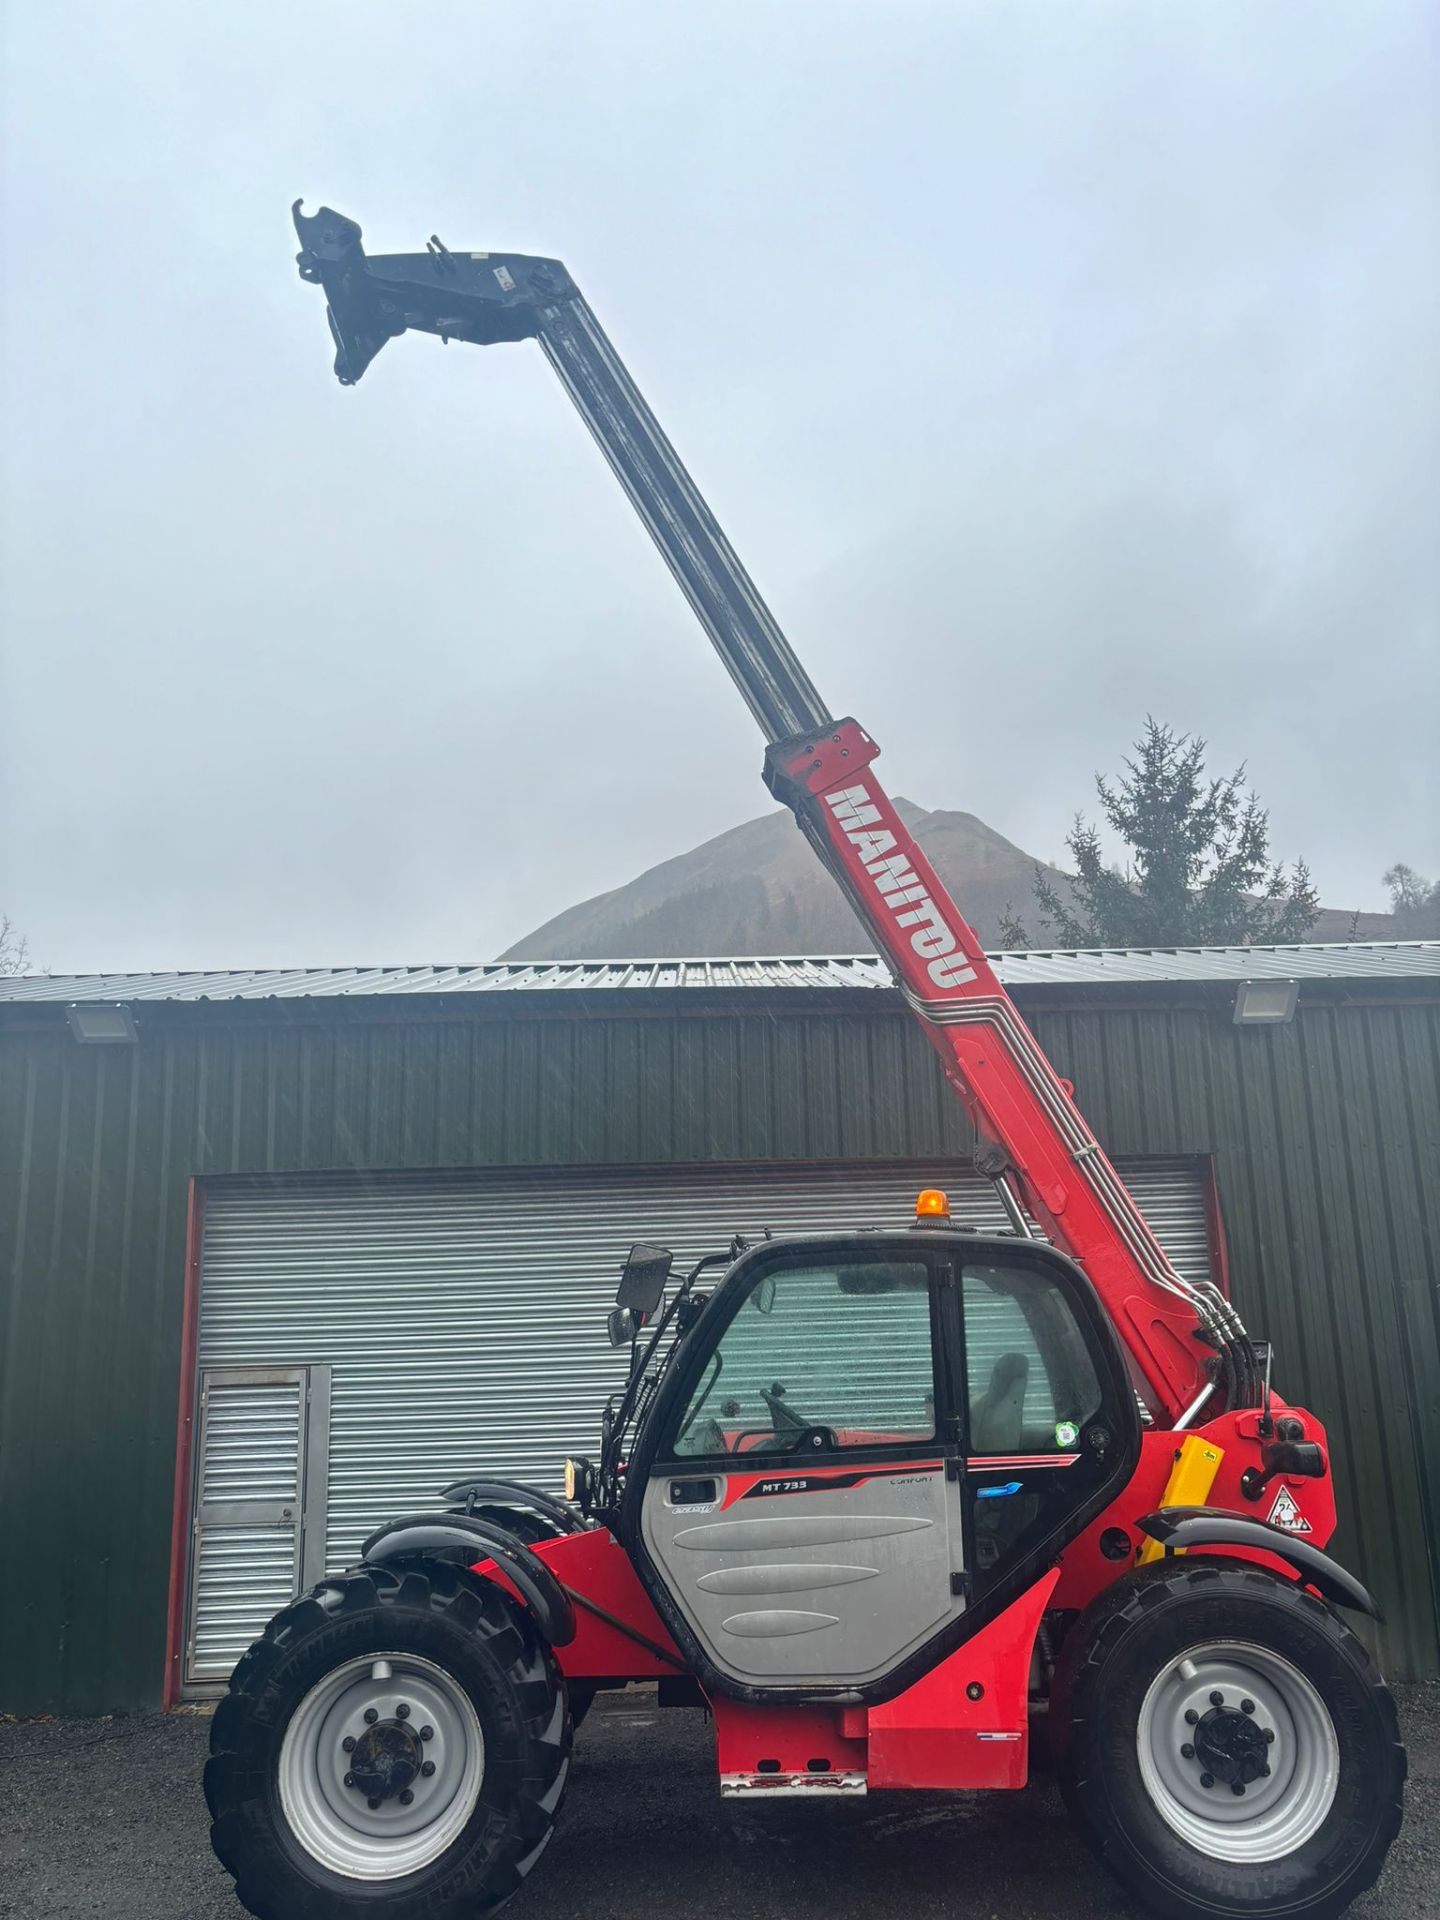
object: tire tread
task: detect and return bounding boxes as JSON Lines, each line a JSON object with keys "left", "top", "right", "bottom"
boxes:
{"left": 206, "top": 1560, "right": 570, "bottom": 1920}
{"left": 1052, "top": 1558, "right": 1404, "bottom": 1920}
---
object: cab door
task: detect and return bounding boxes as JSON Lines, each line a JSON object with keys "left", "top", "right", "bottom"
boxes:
{"left": 959, "top": 1248, "right": 1129, "bottom": 1600}
{"left": 637, "top": 1245, "right": 967, "bottom": 1691}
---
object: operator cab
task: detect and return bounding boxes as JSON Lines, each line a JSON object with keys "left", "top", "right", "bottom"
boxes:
{"left": 606, "top": 1193, "right": 1140, "bottom": 1700}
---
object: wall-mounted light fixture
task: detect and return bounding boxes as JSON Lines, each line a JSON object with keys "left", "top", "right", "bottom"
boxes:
{"left": 66, "top": 1003, "right": 139, "bottom": 1044}
{"left": 1232, "top": 980, "right": 1298, "bottom": 1027}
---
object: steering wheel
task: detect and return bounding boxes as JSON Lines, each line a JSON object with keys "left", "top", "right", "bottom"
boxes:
{"left": 759, "top": 1382, "right": 807, "bottom": 1432}
{"left": 741, "top": 1423, "right": 842, "bottom": 1456}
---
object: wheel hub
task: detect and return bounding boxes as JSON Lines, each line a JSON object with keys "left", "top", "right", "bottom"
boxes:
{"left": 279, "top": 1651, "right": 486, "bottom": 1880}
{"left": 348, "top": 1720, "right": 423, "bottom": 1803}
{"left": 1136, "top": 1640, "right": 1340, "bottom": 1864}
{"left": 1192, "top": 1704, "right": 1270, "bottom": 1788}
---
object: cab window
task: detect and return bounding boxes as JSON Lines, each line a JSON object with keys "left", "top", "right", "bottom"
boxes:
{"left": 963, "top": 1261, "right": 1103, "bottom": 1455}
{"left": 672, "top": 1258, "right": 935, "bottom": 1458}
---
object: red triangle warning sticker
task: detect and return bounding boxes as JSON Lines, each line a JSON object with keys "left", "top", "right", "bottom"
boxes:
{"left": 1267, "top": 1485, "right": 1313, "bottom": 1534}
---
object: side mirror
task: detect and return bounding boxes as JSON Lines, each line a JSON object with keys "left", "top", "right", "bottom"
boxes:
{"left": 617, "top": 1243, "right": 673, "bottom": 1316}
{"left": 607, "top": 1305, "right": 643, "bottom": 1348}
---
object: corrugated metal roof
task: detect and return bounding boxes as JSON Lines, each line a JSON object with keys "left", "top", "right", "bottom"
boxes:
{"left": 1, "top": 943, "right": 1435, "bottom": 1004}
{"left": 994, "top": 941, "right": 1440, "bottom": 985}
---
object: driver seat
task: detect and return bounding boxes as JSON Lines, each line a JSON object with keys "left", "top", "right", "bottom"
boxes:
{"left": 970, "top": 1350, "right": 1029, "bottom": 1454}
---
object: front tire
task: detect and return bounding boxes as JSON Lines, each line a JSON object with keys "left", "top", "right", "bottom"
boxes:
{"left": 1052, "top": 1559, "right": 1404, "bottom": 1920}
{"left": 206, "top": 1562, "right": 570, "bottom": 1920}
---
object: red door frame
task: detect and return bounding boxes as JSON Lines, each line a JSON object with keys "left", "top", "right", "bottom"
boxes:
{"left": 162, "top": 1178, "right": 204, "bottom": 1711}
{"left": 1201, "top": 1154, "right": 1233, "bottom": 1300}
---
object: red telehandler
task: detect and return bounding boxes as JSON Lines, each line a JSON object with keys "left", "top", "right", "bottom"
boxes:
{"left": 204, "top": 205, "right": 1404, "bottom": 1920}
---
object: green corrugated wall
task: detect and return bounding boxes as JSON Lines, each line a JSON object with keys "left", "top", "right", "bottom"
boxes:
{"left": 1, "top": 986, "right": 1436, "bottom": 1712}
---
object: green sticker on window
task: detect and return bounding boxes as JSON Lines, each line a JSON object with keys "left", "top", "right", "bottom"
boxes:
{"left": 1054, "top": 1420, "right": 1079, "bottom": 1448}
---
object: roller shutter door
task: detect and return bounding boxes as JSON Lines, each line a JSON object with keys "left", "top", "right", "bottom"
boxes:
{"left": 187, "top": 1157, "right": 1211, "bottom": 1692}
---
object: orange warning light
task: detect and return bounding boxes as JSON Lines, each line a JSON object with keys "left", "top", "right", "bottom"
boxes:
{"left": 915, "top": 1188, "right": 951, "bottom": 1220}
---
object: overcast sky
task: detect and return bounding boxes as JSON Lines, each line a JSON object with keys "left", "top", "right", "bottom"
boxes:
{"left": 2, "top": 2, "right": 1436, "bottom": 972}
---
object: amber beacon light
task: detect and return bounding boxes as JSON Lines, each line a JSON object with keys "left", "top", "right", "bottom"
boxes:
{"left": 914, "top": 1188, "right": 951, "bottom": 1222}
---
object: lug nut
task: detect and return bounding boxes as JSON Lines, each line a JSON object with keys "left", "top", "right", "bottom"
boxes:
{"left": 1180, "top": 1743, "right": 1195, "bottom": 1760}
{"left": 1232, "top": 1782, "right": 1246, "bottom": 1797}
{"left": 1209, "top": 1690, "right": 1225, "bottom": 1707}
{"left": 421, "top": 1760, "right": 436, "bottom": 1777}
{"left": 1240, "top": 1698, "right": 1255, "bottom": 1715}
{"left": 399, "top": 1789, "right": 414, "bottom": 1806}
{"left": 420, "top": 1725, "right": 434, "bottom": 1742}
{"left": 367, "top": 1797, "right": 382, "bottom": 1811}
{"left": 342, "top": 1736, "right": 356, "bottom": 1753}
{"left": 1199, "top": 1773, "right": 1215, "bottom": 1789}
{"left": 364, "top": 1707, "right": 379, "bottom": 1725}
{"left": 343, "top": 1772, "right": 355, "bottom": 1788}
{"left": 396, "top": 1702, "right": 410, "bottom": 1720}
{"left": 1262, "top": 1764, "right": 1272, "bottom": 1777}
{"left": 1184, "top": 1709, "right": 1200, "bottom": 1726}
{"left": 1263, "top": 1728, "right": 1276, "bottom": 1744}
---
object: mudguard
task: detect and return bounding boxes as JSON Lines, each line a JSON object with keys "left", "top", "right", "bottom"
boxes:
{"left": 439, "top": 1477, "right": 582, "bottom": 1536}
{"left": 1137, "top": 1506, "right": 1380, "bottom": 1617}
{"left": 361, "top": 1511, "right": 578, "bottom": 1644}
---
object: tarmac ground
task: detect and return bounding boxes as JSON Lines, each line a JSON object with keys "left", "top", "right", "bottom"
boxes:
{"left": 1, "top": 1683, "right": 1434, "bottom": 1920}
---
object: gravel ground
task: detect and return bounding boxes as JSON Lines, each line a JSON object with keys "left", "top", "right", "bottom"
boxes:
{"left": 1, "top": 1683, "right": 1434, "bottom": 1920}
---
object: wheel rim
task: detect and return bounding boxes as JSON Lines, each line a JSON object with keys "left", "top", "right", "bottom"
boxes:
{"left": 277, "top": 1651, "right": 485, "bottom": 1880}
{"left": 1136, "top": 1639, "right": 1339, "bottom": 1863}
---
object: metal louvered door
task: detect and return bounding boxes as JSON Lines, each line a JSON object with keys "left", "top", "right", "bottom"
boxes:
{"left": 185, "top": 1366, "right": 330, "bottom": 1687}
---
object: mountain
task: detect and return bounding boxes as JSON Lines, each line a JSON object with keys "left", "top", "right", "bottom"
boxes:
{"left": 499, "top": 801, "right": 1399, "bottom": 960}
{"left": 499, "top": 801, "right": 1079, "bottom": 958}
{"left": 1304, "top": 906, "right": 1401, "bottom": 941}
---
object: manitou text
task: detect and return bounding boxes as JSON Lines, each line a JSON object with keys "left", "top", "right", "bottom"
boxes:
{"left": 826, "top": 784, "right": 978, "bottom": 990}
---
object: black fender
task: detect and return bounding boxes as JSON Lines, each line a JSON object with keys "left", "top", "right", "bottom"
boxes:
{"left": 439, "top": 1477, "right": 582, "bottom": 1535}
{"left": 361, "top": 1511, "right": 577, "bottom": 1645}
{"left": 1137, "top": 1506, "right": 1381, "bottom": 1618}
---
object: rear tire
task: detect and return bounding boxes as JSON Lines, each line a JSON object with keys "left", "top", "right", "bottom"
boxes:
{"left": 1052, "top": 1559, "right": 1404, "bottom": 1920}
{"left": 206, "top": 1562, "right": 570, "bottom": 1920}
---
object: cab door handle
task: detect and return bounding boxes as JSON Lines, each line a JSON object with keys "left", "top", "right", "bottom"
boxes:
{"left": 669, "top": 1478, "right": 717, "bottom": 1504}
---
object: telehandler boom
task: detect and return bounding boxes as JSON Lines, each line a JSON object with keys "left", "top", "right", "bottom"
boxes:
{"left": 287, "top": 201, "right": 1245, "bottom": 1429}
{"left": 200, "top": 206, "right": 1404, "bottom": 1920}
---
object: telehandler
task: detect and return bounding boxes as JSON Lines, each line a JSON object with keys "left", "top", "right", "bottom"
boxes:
{"left": 203, "top": 205, "right": 1404, "bottom": 1920}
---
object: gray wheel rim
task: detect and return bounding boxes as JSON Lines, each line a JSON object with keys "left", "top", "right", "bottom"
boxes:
{"left": 278, "top": 1651, "right": 485, "bottom": 1880}
{"left": 1136, "top": 1638, "right": 1339, "bottom": 1863}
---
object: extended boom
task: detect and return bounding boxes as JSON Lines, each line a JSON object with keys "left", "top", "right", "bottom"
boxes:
{"left": 292, "top": 202, "right": 1253, "bottom": 1425}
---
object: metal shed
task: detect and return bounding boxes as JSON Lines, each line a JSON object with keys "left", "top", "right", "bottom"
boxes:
{"left": 1, "top": 942, "right": 1436, "bottom": 1713}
